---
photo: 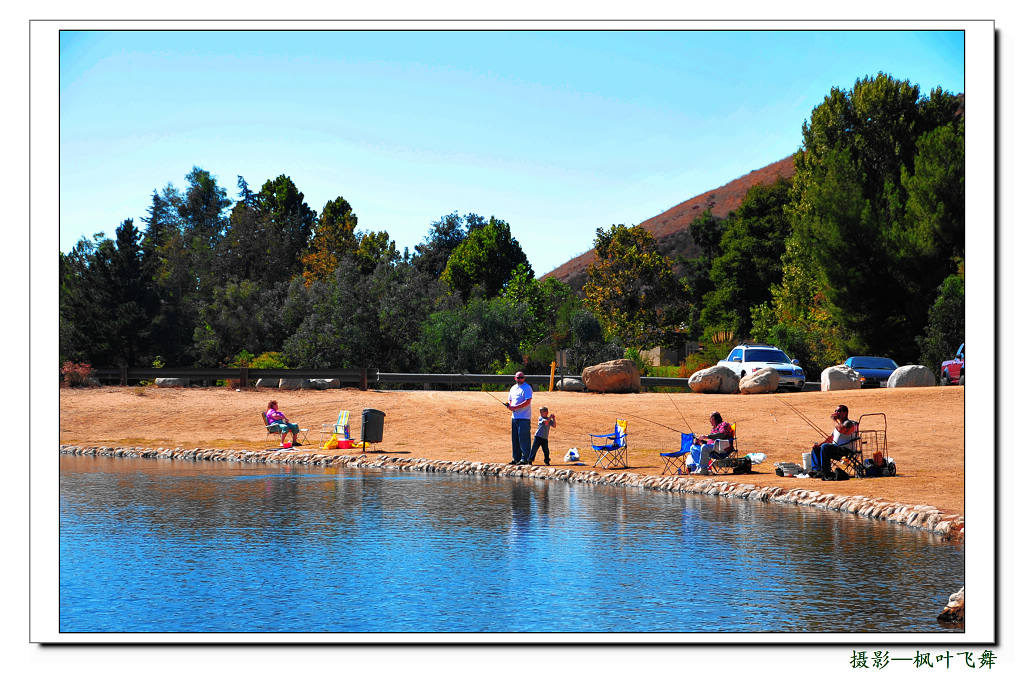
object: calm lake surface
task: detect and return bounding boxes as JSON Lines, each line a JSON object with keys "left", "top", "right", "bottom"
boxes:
{"left": 59, "top": 455, "right": 964, "bottom": 633}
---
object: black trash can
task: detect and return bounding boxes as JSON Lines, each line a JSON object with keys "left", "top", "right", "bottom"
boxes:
{"left": 361, "top": 408, "right": 386, "bottom": 451}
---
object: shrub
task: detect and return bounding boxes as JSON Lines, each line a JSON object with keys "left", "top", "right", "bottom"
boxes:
{"left": 61, "top": 361, "right": 94, "bottom": 387}
{"left": 251, "top": 351, "right": 288, "bottom": 369}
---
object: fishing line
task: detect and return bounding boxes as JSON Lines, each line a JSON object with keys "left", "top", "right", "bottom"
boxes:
{"left": 666, "top": 394, "right": 695, "bottom": 434}
{"left": 777, "top": 399, "right": 829, "bottom": 438}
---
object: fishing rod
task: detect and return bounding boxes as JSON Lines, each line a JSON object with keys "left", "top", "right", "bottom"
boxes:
{"left": 777, "top": 399, "right": 829, "bottom": 439}
{"left": 616, "top": 410, "right": 683, "bottom": 435}
{"left": 666, "top": 394, "right": 695, "bottom": 434}
{"left": 484, "top": 391, "right": 510, "bottom": 408}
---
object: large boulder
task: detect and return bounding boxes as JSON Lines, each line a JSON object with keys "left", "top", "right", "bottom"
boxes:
{"left": 254, "top": 377, "right": 276, "bottom": 388}
{"left": 302, "top": 378, "right": 341, "bottom": 390}
{"left": 155, "top": 378, "right": 186, "bottom": 388}
{"left": 821, "top": 365, "right": 861, "bottom": 391}
{"left": 937, "top": 587, "right": 964, "bottom": 624}
{"left": 739, "top": 367, "right": 780, "bottom": 394}
{"left": 556, "top": 377, "right": 586, "bottom": 392}
{"left": 887, "top": 365, "right": 936, "bottom": 388}
{"left": 581, "top": 359, "right": 641, "bottom": 393}
{"left": 688, "top": 366, "right": 740, "bottom": 394}
{"left": 278, "top": 378, "right": 303, "bottom": 390}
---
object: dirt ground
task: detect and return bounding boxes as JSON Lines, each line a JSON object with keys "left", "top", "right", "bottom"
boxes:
{"left": 59, "top": 384, "right": 966, "bottom": 516}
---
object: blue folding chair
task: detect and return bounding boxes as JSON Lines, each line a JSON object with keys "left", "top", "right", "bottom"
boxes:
{"left": 590, "top": 419, "right": 628, "bottom": 469}
{"left": 660, "top": 432, "right": 696, "bottom": 475}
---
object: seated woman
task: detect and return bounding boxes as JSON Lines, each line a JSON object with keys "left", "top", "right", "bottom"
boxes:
{"left": 689, "top": 411, "right": 733, "bottom": 475}
{"left": 265, "top": 399, "right": 302, "bottom": 447}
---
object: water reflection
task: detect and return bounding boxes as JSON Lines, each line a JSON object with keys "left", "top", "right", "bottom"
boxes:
{"left": 59, "top": 455, "right": 963, "bottom": 633}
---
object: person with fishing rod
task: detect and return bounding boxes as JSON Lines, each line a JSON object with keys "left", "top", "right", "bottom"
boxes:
{"left": 504, "top": 371, "right": 533, "bottom": 465}
{"left": 809, "top": 404, "right": 859, "bottom": 480}
{"left": 691, "top": 411, "right": 734, "bottom": 475}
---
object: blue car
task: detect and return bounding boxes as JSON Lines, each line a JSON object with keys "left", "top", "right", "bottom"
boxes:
{"left": 844, "top": 356, "right": 899, "bottom": 388}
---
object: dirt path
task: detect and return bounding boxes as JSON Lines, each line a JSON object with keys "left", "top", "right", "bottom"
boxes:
{"left": 59, "top": 385, "right": 966, "bottom": 516}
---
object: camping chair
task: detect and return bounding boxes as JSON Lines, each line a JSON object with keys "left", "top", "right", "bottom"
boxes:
{"left": 590, "top": 419, "right": 628, "bottom": 469}
{"left": 833, "top": 413, "right": 895, "bottom": 478}
{"left": 660, "top": 432, "right": 695, "bottom": 475}
{"left": 261, "top": 411, "right": 309, "bottom": 447}
{"left": 707, "top": 423, "right": 751, "bottom": 474}
{"left": 319, "top": 409, "right": 352, "bottom": 448}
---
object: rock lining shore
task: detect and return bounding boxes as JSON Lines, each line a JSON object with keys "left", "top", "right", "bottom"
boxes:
{"left": 60, "top": 444, "right": 965, "bottom": 542}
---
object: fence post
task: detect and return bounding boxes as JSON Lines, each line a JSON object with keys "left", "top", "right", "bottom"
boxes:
{"left": 360, "top": 368, "right": 367, "bottom": 391}
{"left": 120, "top": 366, "right": 128, "bottom": 386}
{"left": 239, "top": 367, "right": 248, "bottom": 390}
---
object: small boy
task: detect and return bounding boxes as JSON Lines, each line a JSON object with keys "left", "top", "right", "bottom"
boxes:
{"left": 528, "top": 406, "right": 556, "bottom": 465}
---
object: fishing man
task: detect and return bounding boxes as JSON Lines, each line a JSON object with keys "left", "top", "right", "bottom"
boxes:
{"left": 810, "top": 404, "right": 858, "bottom": 480}
{"left": 505, "top": 371, "right": 533, "bottom": 465}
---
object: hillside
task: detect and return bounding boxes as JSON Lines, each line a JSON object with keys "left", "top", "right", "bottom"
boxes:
{"left": 543, "top": 156, "right": 796, "bottom": 289}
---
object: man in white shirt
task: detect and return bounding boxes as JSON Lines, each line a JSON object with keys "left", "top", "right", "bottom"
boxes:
{"left": 505, "top": 371, "right": 533, "bottom": 464}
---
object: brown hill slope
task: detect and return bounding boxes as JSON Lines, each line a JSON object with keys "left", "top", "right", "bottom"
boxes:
{"left": 544, "top": 156, "right": 795, "bottom": 289}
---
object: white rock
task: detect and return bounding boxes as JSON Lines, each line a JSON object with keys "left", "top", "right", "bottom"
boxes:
{"left": 688, "top": 366, "right": 740, "bottom": 394}
{"left": 739, "top": 367, "right": 780, "bottom": 394}
{"left": 820, "top": 365, "right": 861, "bottom": 391}
{"left": 887, "top": 365, "right": 936, "bottom": 388}
{"left": 155, "top": 377, "right": 186, "bottom": 387}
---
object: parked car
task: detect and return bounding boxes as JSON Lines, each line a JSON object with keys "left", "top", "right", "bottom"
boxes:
{"left": 716, "top": 344, "right": 806, "bottom": 390}
{"left": 940, "top": 343, "right": 965, "bottom": 385}
{"left": 843, "top": 356, "right": 899, "bottom": 388}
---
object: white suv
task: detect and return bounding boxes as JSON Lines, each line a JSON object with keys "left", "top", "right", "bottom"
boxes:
{"left": 716, "top": 344, "right": 806, "bottom": 390}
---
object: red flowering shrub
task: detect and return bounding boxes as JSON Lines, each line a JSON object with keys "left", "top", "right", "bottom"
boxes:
{"left": 61, "top": 361, "right": 94, "bottom": 387}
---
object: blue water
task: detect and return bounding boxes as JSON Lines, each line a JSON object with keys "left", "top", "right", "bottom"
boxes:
{"left": 59, "top": 455, "right": 964, "bottom": 633}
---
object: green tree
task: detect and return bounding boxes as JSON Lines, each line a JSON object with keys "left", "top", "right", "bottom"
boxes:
{"left": 915, "top": 270, "right": 965, "bottom": 372}
{"left": 300, "top": 196, "right": 360, "bottom": 285}
{"left": 582, "top": 224, "right": 682, "bottom": 348}
{"left": 700, "top": 177, "right": 792, "bottom": 337}
{"left": 354, "top": 229, "right": 401, "bottom": 275}
{"left": 59, "top": 220, "right": 159, "bottom": 367}
{"left": 283, "top": 257, "right": 443, "bottom": 371}
{"left": 414, "top": 295, "right": 532, "bottom": 373}
{"left": 678, "top": 209, "right": 728, "bottom": 338}
{"left": 500, "top": 265, "right": 580, "bottom": 369}
{"left": 441, "top": 216, "right": 532, "bottom": 299}
{"left": 411, "top": 211, "right": 475, "bottom": 279}
{"left": 192, "top": 279, "right": 290, "bottom": 366}
{"left": 788, "top": 73, "right": 964, "bottom": 360}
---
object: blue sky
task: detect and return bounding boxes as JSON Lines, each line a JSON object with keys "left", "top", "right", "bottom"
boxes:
{"left": 59, "top": 30, "right": 965, "bottom": 275}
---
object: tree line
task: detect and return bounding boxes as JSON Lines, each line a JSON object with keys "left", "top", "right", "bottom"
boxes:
{"left": 60, "top": 73, "right": 965, "bottom": 379}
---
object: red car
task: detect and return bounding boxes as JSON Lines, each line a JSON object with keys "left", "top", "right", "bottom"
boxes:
{"left": 940, "top": 343, "right": 964, "bottom": 385}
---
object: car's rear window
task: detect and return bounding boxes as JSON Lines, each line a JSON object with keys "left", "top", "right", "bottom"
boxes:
{"left": 745, "top": 349, "right": 790, "bottom": 363}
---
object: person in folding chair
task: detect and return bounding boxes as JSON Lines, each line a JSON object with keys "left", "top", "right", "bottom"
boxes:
{"left": 265, "top": 399, "right": 303, "bottom": 447}
{"left": 809, "top": 404, "right": 858, "bottom": 480}
{"left": 692, "top": 411, "right": 734, "bottom": 475}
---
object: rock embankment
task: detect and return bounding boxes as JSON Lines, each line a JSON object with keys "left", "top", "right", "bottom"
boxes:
{"left": 59, "top": 444, "right": 965, "bottom": 542}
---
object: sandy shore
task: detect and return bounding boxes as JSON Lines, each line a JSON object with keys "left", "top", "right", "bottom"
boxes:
{"left": 59, "top": 384, "right": 966, "bottom": 517}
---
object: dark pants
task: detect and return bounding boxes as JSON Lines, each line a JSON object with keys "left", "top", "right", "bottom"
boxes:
{"left": 811, "top": 443, "right": 847, "bottom": 475}
{"left": 511, "top": 419, "right": 531, "bottom": 463}
{"left": 529, "top": 436, "right": 549, "bottom": 464}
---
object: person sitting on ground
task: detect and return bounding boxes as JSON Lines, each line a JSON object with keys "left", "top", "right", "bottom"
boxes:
{"left": 264, "top": 399, "right": 302, "bottom": 447}
{"left": 690, "top": 411, "right": 733, "bottom": 475}
{"left": 810, "top": 404, "right": 858, "bottom": 480}
{"left": 528, "top": 406, "right": 556, "bottom": 466}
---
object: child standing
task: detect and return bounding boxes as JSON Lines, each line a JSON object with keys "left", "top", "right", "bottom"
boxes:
{"left": 528, "top": 406, "right": 556, "bottom": 465}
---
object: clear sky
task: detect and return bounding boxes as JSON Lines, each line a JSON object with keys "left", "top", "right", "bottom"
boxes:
{"left": 59, "top": 29, "right": 965, "bottom": 275}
